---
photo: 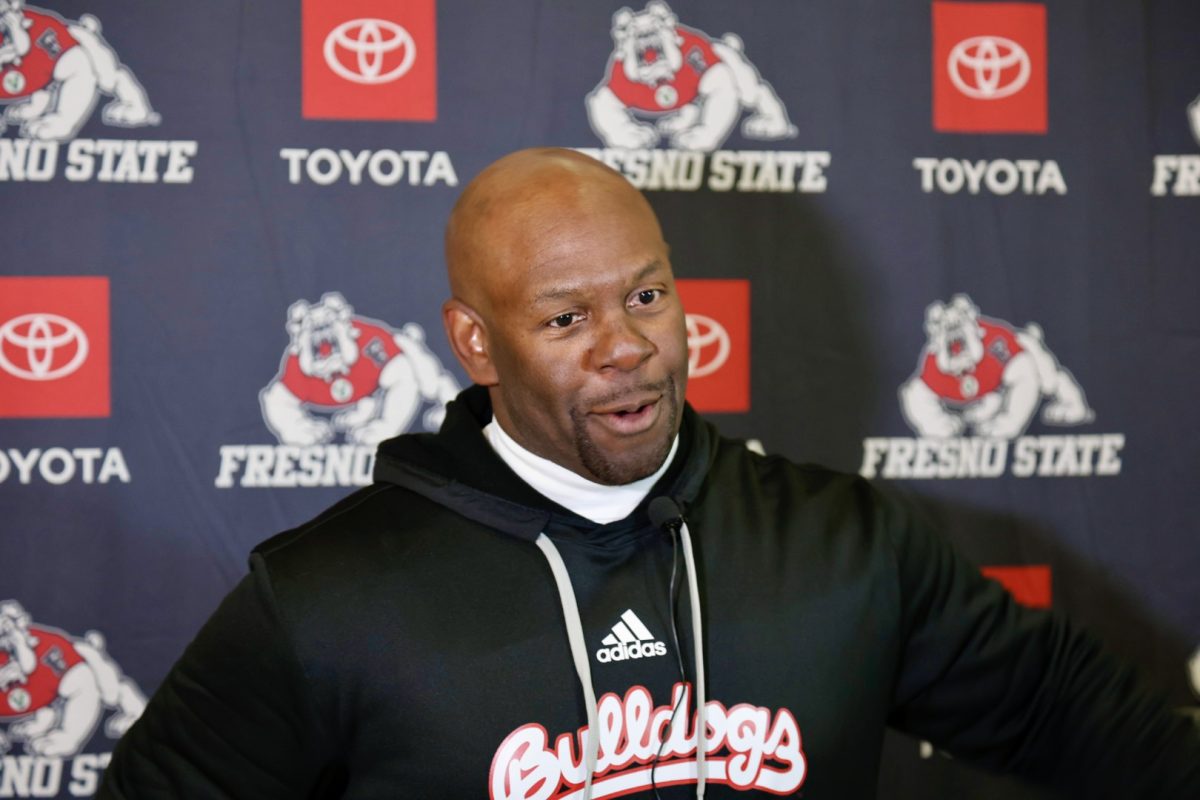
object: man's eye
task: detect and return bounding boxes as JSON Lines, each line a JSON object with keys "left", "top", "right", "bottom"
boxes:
{"left": 548, "top": 313, "right": 579, "bottom": 329}
{"left": 633, "top": 289, "right": 661, "bottom": 306}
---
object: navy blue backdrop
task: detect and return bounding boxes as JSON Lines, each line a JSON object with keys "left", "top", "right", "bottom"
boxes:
{"left": 1, "top": 1, "right": 1197, "bottom": 797}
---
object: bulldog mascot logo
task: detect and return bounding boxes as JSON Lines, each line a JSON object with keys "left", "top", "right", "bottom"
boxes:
{"left": 0, "top": 0, "right": 160, "bottom": 141}
{"left": 0, "top": 600, "right": 145, "bottom": 758}
{"left": 586, "top": 0, "right": 797, "bottom": 151}
{"left": 900, "top": 294, "right": 1094, "bottom": 439}
{"left": 260, "top": 292, "right": 460, "bottom": 447}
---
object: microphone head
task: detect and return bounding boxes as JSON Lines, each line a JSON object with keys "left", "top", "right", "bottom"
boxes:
{"left": 648, "top": 496, "right": 683, "bottom": 531}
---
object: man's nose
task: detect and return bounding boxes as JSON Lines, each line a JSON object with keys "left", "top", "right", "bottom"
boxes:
{"left": 592, "top": 314, "right": 655, "bottom": 372}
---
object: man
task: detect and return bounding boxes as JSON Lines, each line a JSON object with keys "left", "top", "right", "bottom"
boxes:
{"left": 101, "top": 149, "right": 1200, "bottom": 798}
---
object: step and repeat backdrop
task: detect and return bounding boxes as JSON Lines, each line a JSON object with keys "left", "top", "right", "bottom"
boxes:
{"left": 1, "top": 0, "right": 1198, "bottom": 797}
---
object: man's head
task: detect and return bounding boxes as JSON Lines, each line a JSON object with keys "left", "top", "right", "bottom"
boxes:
{"left": 443, "top": 148, "right": 688, "bottom": 486}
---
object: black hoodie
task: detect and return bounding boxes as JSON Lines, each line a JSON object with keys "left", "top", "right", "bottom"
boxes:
{"left": 101, "top": 387, "right": 1200, "bottom": 798}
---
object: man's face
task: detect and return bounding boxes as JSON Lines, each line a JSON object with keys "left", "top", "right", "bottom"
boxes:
{"left": 482, "top": 188, "right": 688, "bottom": 485}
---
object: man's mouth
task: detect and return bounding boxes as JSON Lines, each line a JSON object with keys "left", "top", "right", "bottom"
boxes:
{"left": 590, "top": 395, "right": 662, "bottom": 435}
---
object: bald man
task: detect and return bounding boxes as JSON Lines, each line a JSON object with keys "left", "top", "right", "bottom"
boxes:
{"left": 101, "top": 149, "right": 1200, "bottom": 799}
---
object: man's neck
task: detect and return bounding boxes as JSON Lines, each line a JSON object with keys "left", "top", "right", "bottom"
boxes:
{"left": 482, "top": 420, "right": 678, "bottom": 525}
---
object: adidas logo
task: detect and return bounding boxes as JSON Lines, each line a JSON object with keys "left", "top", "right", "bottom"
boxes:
{"left": 595, "top": 609, "right": 668, "bottom": 663}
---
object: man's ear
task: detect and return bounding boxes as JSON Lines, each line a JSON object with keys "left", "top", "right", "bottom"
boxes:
{"left": 442, "top": 299, "right": 499, "bottom": 386}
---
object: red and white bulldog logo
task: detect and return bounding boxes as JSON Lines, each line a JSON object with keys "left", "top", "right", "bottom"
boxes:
{"left": 900, "top": 294, "right": 1094, "bottom": 439}
{"left": 0, "top": 0, "right": 160, "bottom": 141}
{"left": 259, "top": 292, "right": 460, "bottom": 446}
{"left": 0, "top": 600, "right": 145, "bottom": 758}
{"left": 586, "top": 1, "right": 797, "bottom": 151}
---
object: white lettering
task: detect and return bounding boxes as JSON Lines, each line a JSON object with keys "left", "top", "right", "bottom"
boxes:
{"left": 984, "top": 159, "right": 1017, "bottom": 194}
{"left": 0, "top": 447, "right": 131, "bottom": 485}
{"left": 162, "top": 141, "right": 197, "bottom": 184}
{"left": 573, "top": 149, "right": 830, "bottom": 193}
{"left": 401, "top": 150, "right": 429, "bottom": 185}
{"left": 97, "top": 447, "right": 132, "bottom": 483}
{"left": 859, "top": 437, "right": 889, "bottom": 479}
{"left": 913, "top": 157, "right": 937, "bottom": 192}
{"left": 112, "top": 140, "right": 141, "bottom": 181}
{"left": 64, "top": 139, "right": 95, "bottom": 181}
{"left": 961, "top": 158, "right": 987, "bottom": 194}
{"left": 39, "top": 447, "right": 75, "bottom": 485}
{"left": 736, "top": 151, "right": 765, "bottom": 191}
{"left": 306, "top": 148, "right": 341, "bottom": 185}
{"left": 1035, "top": 159, "right": 1067, "bottom": 194}
{"left": 61, "top": 139, "right": 196, "bottom": 184}
{"left": 137, "top": 140, "right": 170, "bottom": 182}
{"left": 1175, "top": 157, "right": 1200, "bottom": 196}
{"left": 367, "top": 149, "right": 403, "bottom": 185}
{"left": 0, "top": 755, "right": 62, "bottom": 797}
{"left": 8, "top": 449, "right": 39, "bottom": 484}
{"left": 1016, "top": 159, "right": 1041, "bottom": 193}
{"left": 936, "top": 158, "right": 964, "bottom": 193}
{"left": 1011, "top": 436, "right": 1038, "bottom": 477}
{"left": 914, "top": 158, "right": 1066, "bottom": 195}
{"left": 270, "top": 445, "right": 300, "bottom": 487}
{"left": 94, "top": 139, "right": 122, "bottom": 181}
{"left": 68, "top": 753, "right": 111, "bottom": 797}
{"left": 424, "top": 150, "right": 458, "bottom": 186}
{"left": 338, "top": 149, "right": 371, "bottom": 185}
{"left": 861, "top": 435, "right": 1117, "bottom": 479}
{"left": 280, "top": 147, "right": 308, "bottom": 184}
{"left": 214, "top": 444, "right": 376, "bottom": 488}
{"left": 1097, "top": 433, "right": 1124, "bottom": 475}
{"left": 0, "top": 140, "right": 58, "bottom": 182}
{"left": 2, "top": 139, "right": 193, "bottom": 183}
{"left": 488, "top": 684, "right": 806, "bottom": 800}
{"left": 1152, "top": 154, "right": 1200, "bottom": 196}
{"left": 708, "top": 150, "right": 736, "bottom": 191}
{"left": 279, "top": 148, "right": 457, "bottom": 187}
{"left": 797, "top": 150, "right": 830, "bottom": 192}
{"left": 215, "top": 445, "right": 246, "bottom": 488}
{"left": 1010, "top": 435, "right": 1123, "bottom": 478}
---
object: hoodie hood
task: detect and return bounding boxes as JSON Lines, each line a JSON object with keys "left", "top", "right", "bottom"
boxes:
{"left": 372, "top": 384, "right": 717, "bottom": 543}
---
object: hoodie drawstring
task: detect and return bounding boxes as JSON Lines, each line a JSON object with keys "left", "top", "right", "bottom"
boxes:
{"left": 678, "top": 520, "right": 706, "bottom": 798}
{"left": 534, "top": 524, "right": 707, "bottom": 800}
{"left": 535, "top": 533, "right": 601, "bottom": 797}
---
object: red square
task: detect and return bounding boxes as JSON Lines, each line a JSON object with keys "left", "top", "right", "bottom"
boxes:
{"left": 932, "top": 2, "right": 1047, "bottom": 133}
{"left": 0, "top": 277, "right": 110, "bottom": 418}
{"left": 981, "top": 565, "right": 1052, "bottom": 609}
{"left": 302, "top": 0, "right": 437, "bottom": 121}
{"left": 675, "top": 279, "right": 750, "bottom": 413}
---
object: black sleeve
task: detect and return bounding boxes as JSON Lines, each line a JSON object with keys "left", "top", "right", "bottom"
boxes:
{"left": 881, "top": 491, "right": 1200, "bottom": 797}
{"left": 98, "top": 556, "right": 338, "bottom": 799}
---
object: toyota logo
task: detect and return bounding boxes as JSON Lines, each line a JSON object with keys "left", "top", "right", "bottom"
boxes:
{"left": 947, "top": 35, "right": 1030, "bottom": 100}
{"left": 0, "top": 312, "right": 89, "bottom": 381}
{"left": 323, "top": 18, "right": 416, "bottom": 85}
{"left": 685, "top": 313, "right": 729, "bottom": 379}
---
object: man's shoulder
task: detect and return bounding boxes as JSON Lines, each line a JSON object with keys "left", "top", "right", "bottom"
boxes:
{"left": 709, "top": 433, "right": 873, "bottom": 500}
{"left": 703, "top": 433, "right": 907, "bottom": 539}
{"left": 250, "top": 481, "right": 458, "bottom": 579}
{"left": 253, "top": 483, "right": 396, "bottom": 557}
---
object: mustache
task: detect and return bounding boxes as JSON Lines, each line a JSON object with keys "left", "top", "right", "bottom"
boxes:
{"left": 583, "top": 378, "right": 675, "bottom": 411}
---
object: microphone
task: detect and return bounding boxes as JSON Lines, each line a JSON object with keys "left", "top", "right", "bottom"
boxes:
{"left": 648, "top": 496, "right": 684, "bottom": 533}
